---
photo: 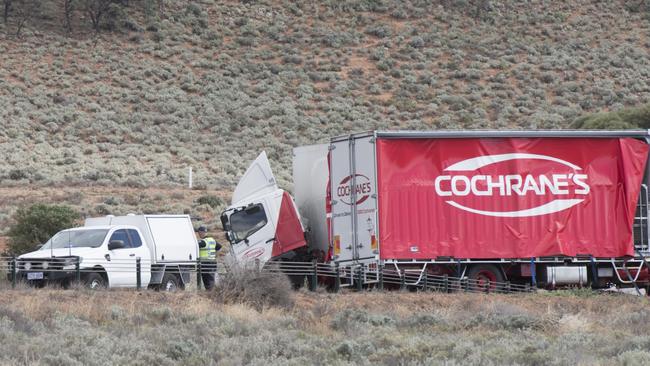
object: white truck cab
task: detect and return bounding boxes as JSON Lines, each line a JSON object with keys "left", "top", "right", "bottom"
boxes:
{"left": 221, "top": 152, "right": 307, "bottom": 265}
{"left": 17, "top": 214, "right": 198, "bottom": 290}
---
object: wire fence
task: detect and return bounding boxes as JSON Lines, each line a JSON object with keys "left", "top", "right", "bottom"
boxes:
{"left": 0, "top": 256, "right": 535, "bottom": 294}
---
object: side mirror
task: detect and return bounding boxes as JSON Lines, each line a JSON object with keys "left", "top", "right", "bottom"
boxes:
{"left": 108, "top": 240, "right": 125, "bottom": 250}
{"left": 220, "top": 213, "right": 231, "bottom": 231}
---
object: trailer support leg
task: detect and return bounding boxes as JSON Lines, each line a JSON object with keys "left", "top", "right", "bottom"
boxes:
{"left": 589, "top": 256, "right": 599, "bottom": 289}
{"left": 530, "top": 258, "right": 537, "bottom": 288}
{"left": 378, "top": 264, "right": 384, "bottom": 291}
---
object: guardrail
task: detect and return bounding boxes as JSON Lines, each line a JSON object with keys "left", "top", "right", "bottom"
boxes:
{"left": 0, "top": 256, "right": 535, "bottom": 294}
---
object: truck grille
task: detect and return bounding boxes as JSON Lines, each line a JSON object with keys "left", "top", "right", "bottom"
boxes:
{"left": 17, "top": 258, "right": 71, "bottom": 271}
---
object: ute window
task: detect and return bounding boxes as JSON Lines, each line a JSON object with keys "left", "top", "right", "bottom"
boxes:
{"left": 230, "top": 204, "right": 268, "bottom": 242}
{"left": 109, "top": 229, "right": 131, "bottom": 248}
{"left": 127, "top": 229, "right": 142, "bottom": 248}
{"left": 41, "top": 229, "right": 108, "bottom": 250}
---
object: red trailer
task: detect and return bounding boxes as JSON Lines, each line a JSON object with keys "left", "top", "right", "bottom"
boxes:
{"left": 222, "top": 131, "right": 650, "bottom": 290}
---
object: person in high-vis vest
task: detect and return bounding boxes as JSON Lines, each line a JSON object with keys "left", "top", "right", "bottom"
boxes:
{"left": 196, "top": 225, "right": 221, "bottom": 290}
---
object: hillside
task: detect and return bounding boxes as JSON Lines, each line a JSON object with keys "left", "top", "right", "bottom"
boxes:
{"left": 1, "top": 0, "right": 650, "bottom": 225}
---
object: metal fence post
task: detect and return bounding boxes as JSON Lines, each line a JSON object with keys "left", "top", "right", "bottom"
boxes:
{"left": 443, "top": 274, "right": 449, "bottom": 293}
{"left": 506, "top": 281, "right": 511, "bottom": 293}
{"left": 400, "top": 271, "right": 406, "bottom": 291}
{"left": 334, "top": 264, "right": 340, "bottom": 293}
{"left": 11, "top": 258, "right": 17, "bottom": 289}
{"left": 356, "top": 266, "right": 363, "bottom": 291}
{"left": 136, "top": 257, "right": 141, "bottom": 290}
{"left": 423, "top": 271, "right": 428, "bottom": 292}
{"left": 463, "top": 278, "right": 468, "bottom": 292}
{"left": 378, "top": 264, "right": 384, "bottom": 291}
{"left": 75, "top": 257, "right": 81, "bottom": 284}
{"left": 485, "top": 280, "right": 490, "bottom": 294}
{"left": 310, "top": 261, "right": 318, "bottom": 292}
{"left": 197, "top": 260, "right": 203, "bottom": 290}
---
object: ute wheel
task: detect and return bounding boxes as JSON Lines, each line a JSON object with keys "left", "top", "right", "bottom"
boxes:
{"left": 84, "top": 272, "right": 107, "bottom": 290}
{"left": 467, "top": 265, "right": 504, "bottom": 292}
{"left": 161, "top": 273, "right": 182, "bottom": 292}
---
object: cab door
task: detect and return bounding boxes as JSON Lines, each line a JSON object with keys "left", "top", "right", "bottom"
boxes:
{"left": 229, "top": 198, "right": 277, "bottom": 265}
{"left": 126, "top": 229, "right": 151, "bottom": 287}
{"left": 105, "top": 229, "right": 138, "bottom": 287}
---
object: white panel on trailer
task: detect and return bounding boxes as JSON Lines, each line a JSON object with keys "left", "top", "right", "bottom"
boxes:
{"left": 329, "top": 134, "right": 378, "bottom": 263}
{"left": 293, "top": 144, "right": 330, "bottom": 255}
{"left": 352, "top": 135, "right": 379, "bottom": 262}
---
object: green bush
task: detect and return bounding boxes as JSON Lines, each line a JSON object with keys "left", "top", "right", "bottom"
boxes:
{"left": 6, "top": 204, "right": 80, "bottom": 256}
{"left": 570, "top": 104, "right": 650, "bottom": 129}
{"left": 196, "top": 195, "right": 223, "bottom": 209}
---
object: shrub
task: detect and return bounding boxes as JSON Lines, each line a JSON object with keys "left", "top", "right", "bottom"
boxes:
{"left": 209, "top": 266, "right": 294, "bottom": 311}
{"left": 571, "top": 104, "right": 650, "bottom": 129}
{"left": 196, "top": 195, "right": 223, "bottom": 209}
{"left": 6, "top": 204, "right": 80, "bottom": 255}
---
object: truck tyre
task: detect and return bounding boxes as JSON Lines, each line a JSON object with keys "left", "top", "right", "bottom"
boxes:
{"left": 84, "top": 272, "right": 106, "bottom": 290}
{"left": 467, "top": 265, "right": 504, "bottom": 292}
{"left": 161, "top": 273, "right": 183, "bottom": 292}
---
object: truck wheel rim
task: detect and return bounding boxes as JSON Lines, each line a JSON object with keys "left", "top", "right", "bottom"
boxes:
{"left": 475, "top": 270, "right": 497, "bottom": 289}
{"left": 90, "top": 279, "right": 101, "bottom": 289}
{"left": 165, "top": 280, "right": 177, "bottom": 291}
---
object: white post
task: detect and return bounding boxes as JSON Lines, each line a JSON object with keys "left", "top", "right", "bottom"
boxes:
{"left": 189, "top": 167, "right": 193, "bottom": 189}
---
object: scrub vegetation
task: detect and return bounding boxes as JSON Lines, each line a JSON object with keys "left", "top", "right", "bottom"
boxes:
{"left": 0, "top": 286, "right": 648, "bottom": 365}
{"left": 1, "top": 0, "right": 650, "bottom": 195}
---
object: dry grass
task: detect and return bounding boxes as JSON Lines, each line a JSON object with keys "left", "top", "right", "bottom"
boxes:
{"left": 0, "top": 287, "right": 649, "bottom": 365}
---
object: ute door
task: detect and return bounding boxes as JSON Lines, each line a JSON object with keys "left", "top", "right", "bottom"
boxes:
{"left": 105, "top": 228, "right": 138, "bottom": 287}
{"left": 126, "top": 229, "right": 152, "bottom": 287}
{"left": 229, "top": 198, "right": 277, "bottom": 265}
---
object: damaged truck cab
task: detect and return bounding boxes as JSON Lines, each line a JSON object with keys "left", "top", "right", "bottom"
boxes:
{"left": 220, "top": 152, "right": 307, "bottom": 265}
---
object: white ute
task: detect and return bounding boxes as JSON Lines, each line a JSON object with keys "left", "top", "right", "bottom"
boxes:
{"left": 17, "top": 214, "right": 198, "bottom": 290}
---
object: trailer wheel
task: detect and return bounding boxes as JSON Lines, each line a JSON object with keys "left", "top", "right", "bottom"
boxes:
{"left": 84, "top": 272, "right": 107, "bottom": 290}
{"left": 161, "top": 273, "right": 183, "bottom": 292}
{"left": 467, "top": 265, "right": 504, "bottom": 292}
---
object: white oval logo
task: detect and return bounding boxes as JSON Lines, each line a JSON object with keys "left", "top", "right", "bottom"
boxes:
{"left": 434, "top": 153, "right": 590, "bottom": 217}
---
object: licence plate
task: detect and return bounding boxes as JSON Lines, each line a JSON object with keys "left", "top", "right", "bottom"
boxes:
{"left": 27, "top": 272, "right": 44, "bottom": 280}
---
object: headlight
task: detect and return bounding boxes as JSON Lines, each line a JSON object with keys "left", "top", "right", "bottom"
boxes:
{"left": 23, "top": 262, "right": 31, "bottom": 271}
{"left": 62, "top": 258, "right": 81, "bottom": 270}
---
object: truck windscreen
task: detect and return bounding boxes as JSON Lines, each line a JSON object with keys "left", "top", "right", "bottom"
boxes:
{"left": 41, "top": 229, "right": 109, "bottom": 249}
{"left": 230, "top": 204, "right": 268, "bottom": 242}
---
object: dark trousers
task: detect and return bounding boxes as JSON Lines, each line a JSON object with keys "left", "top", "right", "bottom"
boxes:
{"left": 201, "top": 261, "right": 217, "bottom": 290}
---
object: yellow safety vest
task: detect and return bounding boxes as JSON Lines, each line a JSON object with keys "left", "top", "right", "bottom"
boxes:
{"left": 199, "top": 237, "right": 217, "bottom": 260}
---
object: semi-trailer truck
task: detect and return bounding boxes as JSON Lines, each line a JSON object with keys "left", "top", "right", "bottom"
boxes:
{"left": 220, "top": 130, "right": 650, "bottom": 290}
